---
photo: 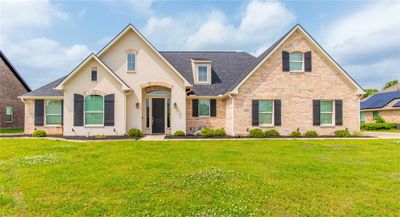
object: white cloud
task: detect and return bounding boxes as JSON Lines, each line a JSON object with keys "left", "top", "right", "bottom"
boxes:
{"left": 143, "top": 0, "right": 295, "bottom": 51}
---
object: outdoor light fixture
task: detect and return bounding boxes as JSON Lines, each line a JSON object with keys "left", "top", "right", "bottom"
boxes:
{"left": 173, "top": 102, "right": 177, "bottom": 108}
{"left": 72, "top": 128, "right": 75, "bottom": 132}
{"left": 136, "top": 102, "right": 139, "bottom": 108}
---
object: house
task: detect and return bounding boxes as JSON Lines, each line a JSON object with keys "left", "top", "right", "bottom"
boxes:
{"left": 0, "top": 50, "right": 31, "bottom": 129}
{"left": 360, "top": 88, "right": 400, "bottom": 124}
{"left": 19, "top": 24, "right": 364, "bottom": 136}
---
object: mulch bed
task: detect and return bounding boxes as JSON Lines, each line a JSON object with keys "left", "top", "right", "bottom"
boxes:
{"left": 0, "top": 134, "right": 137, "bottom": 140}
{"left": 165, "top": 135, "right": 372, "bottom": 139}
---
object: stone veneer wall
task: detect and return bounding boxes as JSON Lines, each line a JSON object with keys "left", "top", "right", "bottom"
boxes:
{"left": 186, "top": 98, "right": 226, "bottom": 134}
{"left": 24, "top": 99, "right": 63, "bottom": 135}
{"left": 232, "top": 30, "right": 360, "bottom": 136}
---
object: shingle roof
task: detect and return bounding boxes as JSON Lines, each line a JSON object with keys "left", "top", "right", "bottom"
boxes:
{"left": 0, "top": 50, "right": 31, "bottom": 91}
{"left": 393, "top": 101, "right": 400, "bottom": 107}
{"left": 160, "top": 51, "right": 256, "bottom": 96}
{"left": 22, "top": 77, "right": 64, "bottom": 97}
{"left": 361, "top": 90, "right": 400, "bottom": 110}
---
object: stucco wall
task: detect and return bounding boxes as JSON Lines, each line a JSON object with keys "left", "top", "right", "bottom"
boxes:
{"left": 186, "top": 98, "right": 226, "bottom": 133}
{"left": 233, "top": 30, "right": 360, "bottom": 136}
{"left": 98, "top": 30, "right": 187, "bottom": 133}
{"left": 24, "top": 99, "right": 63, "bottom": 135}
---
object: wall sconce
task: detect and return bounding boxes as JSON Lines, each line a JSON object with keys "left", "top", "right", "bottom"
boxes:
{"left": 72, "top": 128, "right": 75, "bottom": 132}
{"left": 173, "top": 102, "right": 177, "bottom": 108}
{"left": 136, "top": 102, "right": 140, "bottom": 109}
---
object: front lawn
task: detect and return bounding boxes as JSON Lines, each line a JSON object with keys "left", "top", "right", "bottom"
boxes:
{"left": 1, "top": 139, "right": 399, "bottom": 216}
{"left": 0, "top": 128, "right": 23, "bottom": 134}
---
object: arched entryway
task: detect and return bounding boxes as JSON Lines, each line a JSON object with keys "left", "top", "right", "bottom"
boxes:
{"left": 142, "top": 86, "right": 171, "bottom": 134}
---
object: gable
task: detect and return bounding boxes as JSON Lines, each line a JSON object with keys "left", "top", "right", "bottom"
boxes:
{"left": 231, "top": 25, "right": 364, "bottom": 95}
{"left": 0, "top": 50, "right": 30, "bottom": 91}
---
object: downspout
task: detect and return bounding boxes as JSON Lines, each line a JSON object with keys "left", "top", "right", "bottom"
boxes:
{"left": 228, "top": 93, "right": 235, "bottom": 136}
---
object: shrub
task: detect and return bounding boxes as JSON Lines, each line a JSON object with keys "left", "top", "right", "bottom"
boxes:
{"left": 373, "top": 115, "right": 385, "bottom": 123}
{"left": 214, "top": 128, "right": 226, "bottom": 137}
{"left": 304, "top": 130, "right": 318, "bottom": 137}
{"left": 361, "top": 123, "right": 397, "bottom": 130}
{"left": 173, "top": 130, "right": 185, "bottom": 136}
{"left": 127, "top": 128, "right": 144, "bottom": 137}
{"left": 290, "top": 130, "right": 301, "bottom": 137}
{"left": 334, "top": 128, "right": 351, "bottom": 137}
{"left": 32, "top": 130, "right": 47, "bottom": 137}
{"left": 200, "top": 128, "right": 214, "bottom": 138}
{"left": 264, "top": 129, "right": 280, "bottom": 137}
{"left": 352, "top": 131, "right": 364, "bottom": 137}
{"left": 249, "top": 128, "right": 264, "bottom": 138}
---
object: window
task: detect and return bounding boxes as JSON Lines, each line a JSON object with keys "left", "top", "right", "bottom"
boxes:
{"left": 6, "top": 106, "right": 13, "bottom": 122}
{"left": 360, "top": 112, "right": 365, "bottom": 123}
{"left": 320, "top": 100, "right": 334, "bottom": 125}
{"left": 198, "top": 99, "right": 210, "bottom": 116}
{"left": 289, "top": 52, "right": 303, "bottom": 71}
{"left": 259, "top": 100, "right": 273, "bottom": 125}
{"left": 146, "top": 98, "right": 150, "bottom": 128}
{"left": 372, "top": 111, "right": 379, "bottom": 117}
{"left": 45, "top": 100, "right": 62, "bottom": 125}
{"left": 85, "top": 95, "right": 104, "bottom": 125}
{"left": 198, "top": 66, "right": 208, "bottom": 82}
{"left": 127, "top": 53, "right": 136, "bottom": 71}
{"left": 167, "top": 98, "right": 171, "bottom": 128}
{"left": 91, "top": 67, "right": 97, "bottom": 81}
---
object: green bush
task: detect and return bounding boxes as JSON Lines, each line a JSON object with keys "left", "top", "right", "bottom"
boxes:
{"left": 249, "top": 128, "right": 264, "bottom": 138}
{"left": 290, "top": 130, "right": 301, "bottom": 137}
{"left": 127, "top": 128, "right": 144, "bottom": 137}
{"left": 361, "top": 123, "right": 397, "bottom": 130}
{"left": 373, "top": 115, "right": 385, "bottom": 123}
{"left": 173, "top": 130, "right": 185, "bottom": 136}
{"left": 32, "top": 130, "right": 47, "bottom": 137}
{"left": 200, "top": 128, "right": 214, "bottom": 138}
{"left": 264, "top": 129, "right": 280, "bottom": 137}
{"left": 214, "top": 128, "right": 226, "bottom": 137}
{"left": 334, "top": 128, "right": 351, "bottom": 137}
{"left": 304, "top": 130, "right": 318, "bottom": 137}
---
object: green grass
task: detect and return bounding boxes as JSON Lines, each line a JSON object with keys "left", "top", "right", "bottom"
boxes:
{"left": 0, "top": 128, "right": 23, "bottom": 134}
{"left": 1, "top": 139, "right": 399, "bottom": 216}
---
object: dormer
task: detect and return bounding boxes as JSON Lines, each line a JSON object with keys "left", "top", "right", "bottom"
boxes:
{"left": 191, "top": 58, "right": 212, "bottom": 85}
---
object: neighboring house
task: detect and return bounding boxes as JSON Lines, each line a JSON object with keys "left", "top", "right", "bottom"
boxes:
{"left": 19, "top": 24, "right": 364, "bottom": 136}
{"left": 360, "top": 90, "right": 400, "bottom": 124}
{"left": 0, "top": 50, "right": 31, "bottom": 129}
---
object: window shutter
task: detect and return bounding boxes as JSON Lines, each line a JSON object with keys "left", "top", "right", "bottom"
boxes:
{"left": 335, "top": 100, "right": 343, "bottom": 126}
{"left": 313, "top": 100, "right": 320, "bottom": 126}
{"left": 104, "top": 94, "right": 115, "bottom": 126}
{"left": 210, "top": 99, "right": 216, "bottom": 117}
{"left": 34, "top": 100, "right": 44, "bottom": 126}
{"left": 252, "top": 100, "right": 259, "bottom": 126}
{"left": 304, "top": 51, "right": 312, "bottom": 72}
{"left": 282, "top": 51, "right": 290, "bottom": 71}
{"left": 274, "top": 100, "right": 281, "bottom": 126}
{"left": 74, "top": 94, "right": 84, "bottom": 126}
{"left": 192, "top": 99, "right": 198, "bottom": 117}
{"left": 61, "top": 100, "right": 64, "bottom": 125}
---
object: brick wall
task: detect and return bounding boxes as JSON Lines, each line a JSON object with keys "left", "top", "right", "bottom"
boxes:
{"left": 232, "top": 30, "right": 360, "bottom": 136}
{"left": 186, "top": 98, "right": 226, "bottom": 133}
{"left": 0, "top": 57, "right": 28, "bottom": 128}
{"left": 24, "top": 99, "right": 63, "bottom": 135}
{"left": 364, "top": 110, "right": 400, "bottom": 124}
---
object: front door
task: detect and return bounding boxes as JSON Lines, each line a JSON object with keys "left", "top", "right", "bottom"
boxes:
{"left": 152, "top": 98, "right": 165, "bottom": 134}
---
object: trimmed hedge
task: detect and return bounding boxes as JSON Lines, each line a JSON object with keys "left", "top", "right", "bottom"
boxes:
{"left": 290, "top": 130, "right": 301, "bottom": 137}
{"left": 249, "top": 129, "right": 264, "bottom": 138}
{"left": 32, "top": 130, "right": 47, "bottom": 137}
{"left": 200, "top": 128, "right": 214, "bottom": 138}
{"left": 127, "top": 128, "right": 144, "bottom": 137}
{"left": 264, "top": 129, "right": 280, "bottom": 137}
{"left": 214, "top": 128, "right": 226, "bottom": 137}
{"left": 361, "top": 123, "right": 397, "bottom": 131}
{"left": 334, "top": 128, "right": 351, "bottom": 137}
{"left": 304, "top": 130, "right": 318, "bottom": 137}
{"left": 173, "top": 130, "right": 185, "bottom": 136}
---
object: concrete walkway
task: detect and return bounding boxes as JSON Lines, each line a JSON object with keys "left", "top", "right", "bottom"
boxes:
{"left": 363, "top": 131, "right": 400, "bottom": 139}
{"left": 140, "top": 135, "right": 165, "bottom": 141}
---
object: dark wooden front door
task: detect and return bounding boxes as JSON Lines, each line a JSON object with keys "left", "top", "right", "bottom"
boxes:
{"left": 152, "top": 98, "right": 165, "bottom": 134}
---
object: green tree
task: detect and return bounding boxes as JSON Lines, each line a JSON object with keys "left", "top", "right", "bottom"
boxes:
{"left": 361, "top": 88, "right": 379, "bottom": 99}
{"left": 383, "top": 80, "right": 398, "bottom": 89}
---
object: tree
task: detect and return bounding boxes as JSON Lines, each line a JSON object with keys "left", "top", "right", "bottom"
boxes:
{"left": 383, "top": 80, "right": 398, "bottom": 89}
{"left": 361, "top": 88, "right": 379, "bottom": 99}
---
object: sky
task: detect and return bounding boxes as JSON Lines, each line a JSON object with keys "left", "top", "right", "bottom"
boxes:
{"left": 1, "top": 0, "right": 399, "bottom": 90}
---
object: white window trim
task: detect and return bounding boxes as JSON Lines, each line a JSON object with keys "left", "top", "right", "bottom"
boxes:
{"left": 289, "top": 51, "right": 304, "bottom": 72}
{"left": 259, "top": 100, "right": 274, "bottom": 127}
{"left": 320, "top": 100, "right": 335, "bottom": 126}
{"left": 6, "top": 106, "right": 13, "bottom": 122}
{"left": 44, "top": 100, "right": 62, "bottom": 126}
{"left": 198, "top": 99, "right": 211, "bottom": 117}
{"left": 126, "top": 50, "right": 138, "bottom": 73}
{"left": 197, "top": 65, "right": 209, "bottom": 83}
{"left": 84, "top": 95, "right": 105, "bottom": 127}
{"left": 191, "top": 59, "right": 212, "bottom": 85}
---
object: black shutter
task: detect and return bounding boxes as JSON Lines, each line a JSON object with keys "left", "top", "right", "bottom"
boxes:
{"left": 210, "top": 99, "right": 216, "bottom": 117}
{"left": 313, "top": 100, "right": 320, "bottom": 126}
{"left": 34, "top": 100, "right": 44, "bottom": 126}
{"left": 61, "top": 100, "right": 64, "bottom": 125}
{"left": 274, "top": 100, "right": 281, "bottom": 126}
{"left": 91, "top": 70, "right": 97, "bottom": 81}
{"left": 282, "top": 51, "right": 290, "bottom": 71}
{"left": 335, "top": 100, "right": 343, "bottom": 126}
{"left": 74, "top": 94, "right": 84, "bottom": 126}
{"left": 104, "top": 94, "right": 115, "bottom": 126}
{"left": 304, "top": 51, "right": 312, "bottom": 72}
{"left": 192, "top": 99, "right": 198, "bottom": 117}
{"left": 252, "top": 100, "right": 259, "bottom": 126}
